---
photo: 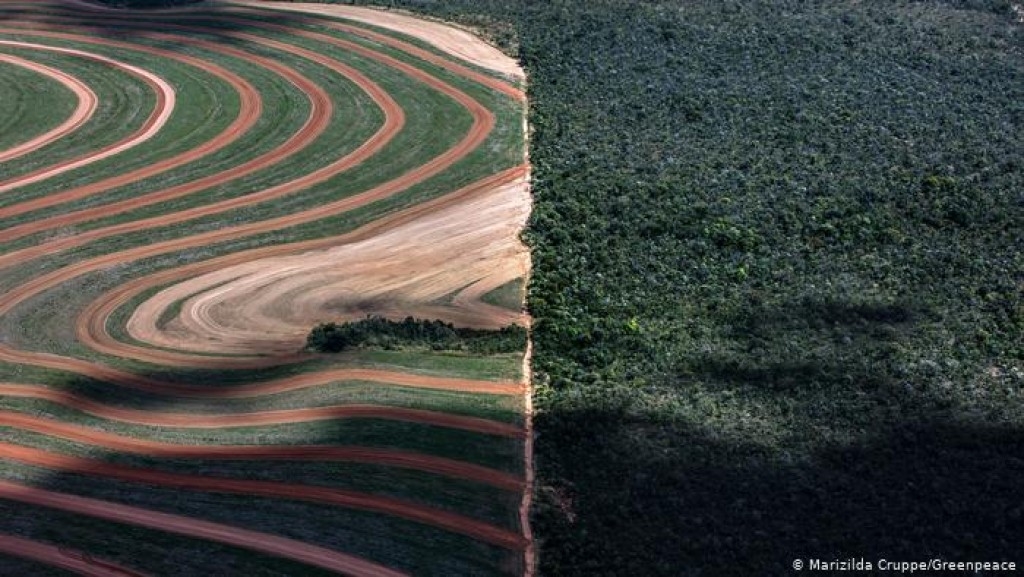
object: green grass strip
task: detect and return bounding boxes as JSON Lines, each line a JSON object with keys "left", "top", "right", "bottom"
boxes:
{"left": 0, "top": 42, "right": 154, "bottom": 185}
{"left": 0, "top": 398, "right": 523, "bottom": 472}
{"left": 0, "top": 58, "right": 77, "bottom": 151}
{"left": 0, "top": 498, "right": 342, "bottom": 577}
{"left": 0, "top": 463, "right": 519, "bottom": 576}
{"left": 0, "top": 33, "right": 243, "bottom": 216}
{"left": 1, "top": 429, "right": 520, "bottom": 529}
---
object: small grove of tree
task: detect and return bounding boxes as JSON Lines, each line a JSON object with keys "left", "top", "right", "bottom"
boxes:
{"left": 306, "top": 315, "right": 527, "bottom": 354}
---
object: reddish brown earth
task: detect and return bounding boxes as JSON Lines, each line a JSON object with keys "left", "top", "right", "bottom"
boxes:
{"left": 1, "top": 443, "right": 527, "bottom": 550}
{"left": 0, "top": 381, "right": 523, "bottom": 436}
{"left": 0, "top": 2, "right": 533, "bottom": 573}
{"left": 0, "top": 409, "right": 523, "bottom": 489}
{"left": 0, "top": 480, "right": 409, "bottom": 577}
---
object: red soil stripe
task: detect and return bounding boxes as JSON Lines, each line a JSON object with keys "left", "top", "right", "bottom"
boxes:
{"left": 0, "top": 26, "right": 263, "bottom": 239}
{"left": 0, "top": 443, "right": 528, "bottom": 550}
{"left": 0, "top": 52, "right": 97, "bottom": 163}
{"left": 0, "top": 23, "right": 398, "bottom": 260}
{"left": 0, "top": 533, "right": 151, "bottom": 577}
{"left": 0, "top": 480, "right": 408, "bottom": 577}
{"left": 0, "top": 26, "right": 312, "bottom": 246}
{"left": 0, "top": 39, "right": 174, "bottom": 195}
{"left": 0, "top": 383, "right": 524, "bottom": 437}
{"left": 0, "top": 409, "right": 524, "bottom": 490}
{"left": 223, "top": 6, "right": 525, "bottom": 101}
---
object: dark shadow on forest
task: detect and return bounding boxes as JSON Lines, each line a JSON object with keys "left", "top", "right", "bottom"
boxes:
{"left": 534, "top": 407, "right": 1024, "bottom": 576}
{"left": 533, "top": 296, "right": 1021, "bottom": 575}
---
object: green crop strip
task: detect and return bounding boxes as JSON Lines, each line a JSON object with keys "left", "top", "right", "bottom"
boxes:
{"left": 0, "top": 37, "right": 274, "bottom": 230}
{"left": 0, "top": 398, "right": 522, "bottom": 472}
{"left": 0, "top": 43, "right": 155, "bottom": 185}
{"left": 0, "top": 363, "right": 522, "bottom": 422}
{"left": 0, "top": 499, "right": 344, "bottom": 577}
{"left": 0, "top": 59, "right": 77, "bottom": 151}
{"left": 0, "top": 34, "right": 238, "bottom": 211}
{"left": 0, "top": 464, "right": 519, "bottom": 576}
{"left": 1, "top": 429, "right": 520, "bottom": 528}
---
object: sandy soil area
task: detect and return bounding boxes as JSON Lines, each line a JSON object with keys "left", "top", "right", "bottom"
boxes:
{"left": 231, "top": 0, "right": 523, "bottom": 81}
{"left": 129, "top": 178, "right": 530, "bottom": 355}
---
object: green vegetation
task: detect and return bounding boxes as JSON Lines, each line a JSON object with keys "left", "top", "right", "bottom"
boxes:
{"left": 1, "top": 428, "right": 520, "bottom": 528}
{"left": 0, "top": 464, "right": 519, "bottom": 576}
{"left": 0, "top": 499, "right": 343, "bottom": 577}
{"left": 307, "top": 316, "right": 527, "bottom": 355}
{"left": 307, "top": 0, "right": 1023, "bottom": 573}
{"left": 481, "top": 278, "right": 526, "bottom": 311}
{"left": 0, "top": 60, "right": 77, "bottom": 152}
{"left": 0, "top": 44, "right": 156, "bottom": 185}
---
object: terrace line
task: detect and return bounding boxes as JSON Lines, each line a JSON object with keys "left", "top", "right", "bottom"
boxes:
{"left": 0, "top": 53, "right": 97, "bottom": 163}
{"left": 0, "top": 40, "right": 174, "bottom": 194}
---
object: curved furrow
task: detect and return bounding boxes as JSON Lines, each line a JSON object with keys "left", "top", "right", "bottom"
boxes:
{"left": 0, "top": 4, "right": 531, "bottom": 573}
{"left": 36, "top": 0, "right": 524, "bottom": 96}
{"left": 0, "top": 27, "right": 317, "bottom": 244}
{"left": 0, "top": 533, "right": 150, "bottom": 577}
{"left": 0, "top": 101, "right": 500, "bottom": 373}
{"left": 227, "top": 1, "right": 524, "bottom": 86}
{"left": 0, "top": 383, "right": 522, "bottom": 437}
{"left": 129, "top": 182, "right": 529, "bottom": 354}
{"left": 0, "top": 444, "right": 526, "bottom": 550}
{"left": 0, "top": 480, "right": 408, "bottom": 577}
{"left": 205, "top": 6, "right": 524, "bottom": 101}
{"left": 79, "top": 167, "right": 523, "bottom": 369}
{"left": 0, "top": 53, "right": 97, "bottom": 164}
{"left": 0, "top": 27, "right": 264, "bottom": 237}
{"left": 0, "top": 410, "right": 522, "bottom": 489}
{"left": 0, "top": 39, "right": 174, "bottom": 195}
{"left": 0, "top": 342, "right": 519, "bottom": 394}
{"left": 0, "top": 17, "right": 474, "bottom": 279}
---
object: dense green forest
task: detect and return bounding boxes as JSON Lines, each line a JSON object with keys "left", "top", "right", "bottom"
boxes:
{"left": 109, "top": 0, "right": 1024, "bottom": 573}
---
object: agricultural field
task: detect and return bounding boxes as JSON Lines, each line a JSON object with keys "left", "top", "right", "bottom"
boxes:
{"left": 0, "top": 1, "right": 533, "bottom": 575}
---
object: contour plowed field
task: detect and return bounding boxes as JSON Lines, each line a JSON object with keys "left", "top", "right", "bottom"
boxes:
{"left": 0, "top": 1, "right": 531, "bottom": 575}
